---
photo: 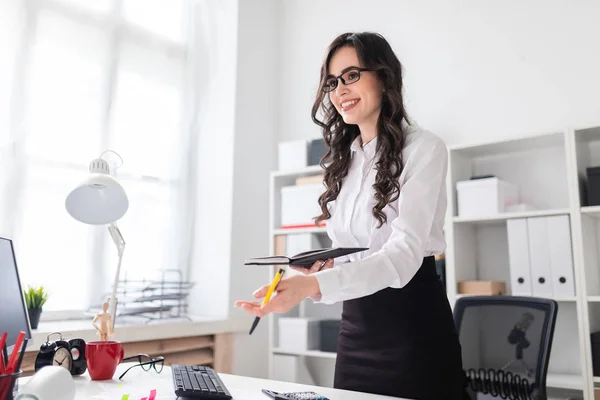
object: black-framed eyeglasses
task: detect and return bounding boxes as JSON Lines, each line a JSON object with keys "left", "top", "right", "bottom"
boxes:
{"left": 119, "top": 354, "right": 165, "bottom": 380}
{"left": 322, "top": 67, "right": 374, "bottom": 93}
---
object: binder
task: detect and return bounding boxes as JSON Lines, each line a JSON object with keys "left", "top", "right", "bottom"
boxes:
{"left": 527, "top": 217, "right": 554, "bottom": 297}
{"left": 547, "top": 215, "right": 576, "bottom": 297}
{"left": 507, "top": 218, "right": 533, "bottom": 296}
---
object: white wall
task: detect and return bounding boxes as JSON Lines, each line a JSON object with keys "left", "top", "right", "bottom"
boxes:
{"left": 229, "top": 0, "right": 281, "bottom": 378}
{"left": 278, "top": 0, "right": 600, "bottom": 146}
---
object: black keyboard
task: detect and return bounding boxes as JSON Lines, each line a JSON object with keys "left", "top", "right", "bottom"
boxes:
{"left": 171, "top": 364, "right": 232, "bottom": 399}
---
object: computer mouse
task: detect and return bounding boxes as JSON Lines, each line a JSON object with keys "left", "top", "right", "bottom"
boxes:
{"left": 15, "top": 366, "right": 75, "bottom": 400}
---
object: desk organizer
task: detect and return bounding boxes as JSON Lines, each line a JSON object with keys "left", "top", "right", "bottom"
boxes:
{"left": 0, "top": 370, "right": 21, "bottom": 400}
{"left": 86, "top": 269, "right": 195, "bottom": 323}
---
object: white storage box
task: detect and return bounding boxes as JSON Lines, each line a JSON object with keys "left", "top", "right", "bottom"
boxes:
{"left": 280, "top": 184, "right": 324, "bottom": 228}
{"left": 456, "top": 177, "right": 519, "bottom": 217}
{"left": 278, "top": 317, "right": 322, "bottom": 351}
{"left": 278, "top": 140, "right": 308, "bottom": 171}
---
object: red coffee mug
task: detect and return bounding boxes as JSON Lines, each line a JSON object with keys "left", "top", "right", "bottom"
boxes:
{"left": 86, "top": 341, "right": 124, "bottom": 380}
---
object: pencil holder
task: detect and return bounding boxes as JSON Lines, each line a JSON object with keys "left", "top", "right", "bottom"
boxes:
{"left": 0, "top": 370, "right": 22, "bottom": 400}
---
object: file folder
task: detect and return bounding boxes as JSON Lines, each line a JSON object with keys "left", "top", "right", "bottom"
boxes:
{"left": 527, "top": 217, "right": 554, "bottom": 297}
{"left": 507, "top": 218, "right": 533, "bottom": 296}
{"left": 547, "top": 215, "right": 575, "bottom": 297}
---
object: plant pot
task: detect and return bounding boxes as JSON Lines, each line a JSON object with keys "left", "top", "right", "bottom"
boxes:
{"left": 27, "top": 308, "right": 42, "bottom": 329}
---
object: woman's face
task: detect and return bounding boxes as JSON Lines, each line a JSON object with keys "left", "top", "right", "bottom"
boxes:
{"left": 327, "top": 46, "right": 384, "bottom": 127}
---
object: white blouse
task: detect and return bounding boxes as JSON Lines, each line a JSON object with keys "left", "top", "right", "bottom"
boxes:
{"left": 313, "top": 124, "right": 448, "bottom": 304}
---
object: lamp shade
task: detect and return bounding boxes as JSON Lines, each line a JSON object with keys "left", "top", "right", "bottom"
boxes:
{"left": 65, "top": 159, "right": 129, "bottom": 225}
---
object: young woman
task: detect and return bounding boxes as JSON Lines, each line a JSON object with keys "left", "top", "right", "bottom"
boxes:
{"left": 236, "top": 32, "right": 467, "bottom": 400}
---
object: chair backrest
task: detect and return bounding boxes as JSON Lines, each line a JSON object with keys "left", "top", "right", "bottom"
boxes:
{"left": 453, "top": 296, "right": 558, "bottom": 400}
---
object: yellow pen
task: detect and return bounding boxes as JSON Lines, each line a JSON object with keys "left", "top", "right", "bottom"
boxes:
{"left": 249, "top": 268, "right": 285, "bottom": 335}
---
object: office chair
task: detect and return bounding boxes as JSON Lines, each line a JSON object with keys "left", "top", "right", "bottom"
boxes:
{"left": 454, "top": 296, "right": 558, "bottom": 400}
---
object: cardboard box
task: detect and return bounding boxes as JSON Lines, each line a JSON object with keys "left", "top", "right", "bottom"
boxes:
{"left": 274, "top": 235, "right": 286, "bottom": 256}
{"left": 457, "top": 281, "right": 506, "bottom": 295}
{"left": 595, "top": 388, "right": 600, "bottom": 400}
{"left": 295, "top": 174, "right": 324, "bottom": 186}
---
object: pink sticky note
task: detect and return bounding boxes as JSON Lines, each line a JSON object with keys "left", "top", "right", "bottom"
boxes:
{"left": 149, "top": 390, "right": 156, "bottom": 400}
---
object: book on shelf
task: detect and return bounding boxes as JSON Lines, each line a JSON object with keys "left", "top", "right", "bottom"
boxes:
{"left": 245, "top": 247, "right": 368, "bottom": 267}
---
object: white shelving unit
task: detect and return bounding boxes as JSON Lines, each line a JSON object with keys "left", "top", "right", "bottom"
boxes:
{"left": 272, "top": 348, "right": 338, "bottom": 359}
{"left": 268, "top": 125, "right": 600, "bottom": 399}
{"left": 267, "top": 167, "right": 340, "bottom": 388}
{"left": 445, "top": 125, "right": 600, "bottom": 399}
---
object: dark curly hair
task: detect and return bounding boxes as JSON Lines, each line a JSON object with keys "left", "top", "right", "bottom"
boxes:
{"left": 312, "top": 32, "right": 409, "bottom": 228}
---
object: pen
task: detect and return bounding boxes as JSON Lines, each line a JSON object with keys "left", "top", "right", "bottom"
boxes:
{"left": 15, "top": 338, "right": 28, "bottom": 374}
{"left": 249, "top": 268, "right": 285, "bottom": 335}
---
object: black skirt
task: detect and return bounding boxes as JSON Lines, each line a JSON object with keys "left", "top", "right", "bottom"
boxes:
{"left": 333, "top": 256, "right": 468, "bottom": 400}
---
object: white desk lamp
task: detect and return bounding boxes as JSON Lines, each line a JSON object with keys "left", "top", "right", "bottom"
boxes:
{"left": 65, "top": 151, "right": 128, "bottom": 329}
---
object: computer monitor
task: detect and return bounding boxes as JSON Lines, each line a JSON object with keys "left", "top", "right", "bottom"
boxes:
{"left": 0, "top": 237, "right": 32, "bottom": 347}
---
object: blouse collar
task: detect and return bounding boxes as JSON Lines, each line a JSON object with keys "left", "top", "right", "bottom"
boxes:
{"left": 350, "top": 135, "right": 378, "bottom": 160}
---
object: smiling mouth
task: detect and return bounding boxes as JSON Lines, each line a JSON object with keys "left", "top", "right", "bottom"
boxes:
{"left": 340, "top": 99, "right": 360, "bottom": 112}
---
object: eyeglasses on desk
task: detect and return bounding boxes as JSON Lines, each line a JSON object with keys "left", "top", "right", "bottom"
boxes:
{"left": 119, "top": 354, "right": 165, "bottom": 380}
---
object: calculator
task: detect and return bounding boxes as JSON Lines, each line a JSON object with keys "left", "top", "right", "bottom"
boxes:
{"left": 261, "top": 389, "right": 329, "bottom": 400}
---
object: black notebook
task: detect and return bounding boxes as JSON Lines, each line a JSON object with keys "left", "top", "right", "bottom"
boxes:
{"left": 244, "top": 247, "right": 368, "bottom": 267}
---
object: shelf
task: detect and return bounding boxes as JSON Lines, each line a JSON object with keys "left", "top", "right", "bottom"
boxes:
{"left": 454, "top": 294, "right": 577, "bottom": 302}
{"left": 272, "top": 227, "right": 327, "bottom": 235}
{"left": 548, "top": 297, "right": 578, "bottom": 302}
{"left": 581, "top": 206, "right": 600, "bottom": 218}
{"left": 272, "top": 348, "right": 337, "bottom": 359}
{"left": 588, "top": 296, "right": 600, "bottom": 302}
{"left": 452, "top": 208, "right": 571, "bottom": 225}
{"left": 574, "top": 126, "right": 600, "bottom": 143}
{"left": 448, "top": 132, "right": 564, "bottom": 158}
{"left": 547, "top": 372, "right": 584, "bottom": 390}
{"left": 271, "top": 165, "right": 324, "bottom": 178}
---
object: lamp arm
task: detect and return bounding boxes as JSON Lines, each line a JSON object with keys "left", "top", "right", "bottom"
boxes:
{"left": 108, "top": 223, "right": 126, "bottom": 330}
{"left": 108, "top": 222, "right": 125, "bottom": 256}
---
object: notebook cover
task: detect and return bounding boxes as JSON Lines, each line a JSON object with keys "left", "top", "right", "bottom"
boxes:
{"left": 244, "top": 247, "right": 368, "bottom": 267}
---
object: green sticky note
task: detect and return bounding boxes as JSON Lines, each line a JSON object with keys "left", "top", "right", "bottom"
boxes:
{"left": 121, "top": 395, "right": 129, "bottom": 400}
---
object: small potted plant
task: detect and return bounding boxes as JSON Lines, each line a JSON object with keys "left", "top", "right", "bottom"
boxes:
{"left": 23, "top": 286, "right": 49, "bottom": 329}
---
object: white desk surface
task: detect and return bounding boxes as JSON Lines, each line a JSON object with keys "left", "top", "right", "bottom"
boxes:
{"left": 19, "top": 363, "right": 406, "bottom": 400}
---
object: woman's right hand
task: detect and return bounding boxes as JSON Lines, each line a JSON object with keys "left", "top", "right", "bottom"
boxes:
{"left": 290, "top": 258, "right": 334, "bottom": 275}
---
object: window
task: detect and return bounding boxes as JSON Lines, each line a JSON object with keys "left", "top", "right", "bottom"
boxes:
{"left": 123, "top": 0, "right": 187, "bottom": 43}
{"left": 2, "top": 0, "right": 195, "bottom": 317}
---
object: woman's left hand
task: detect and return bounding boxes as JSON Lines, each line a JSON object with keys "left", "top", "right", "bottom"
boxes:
{"left": 235, "top": 274, "right": 321, "bottom": 318}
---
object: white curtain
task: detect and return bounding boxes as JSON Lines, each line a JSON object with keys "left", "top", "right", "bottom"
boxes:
{"left": 0, "top": 0, "right": 203, "bottom": 315}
